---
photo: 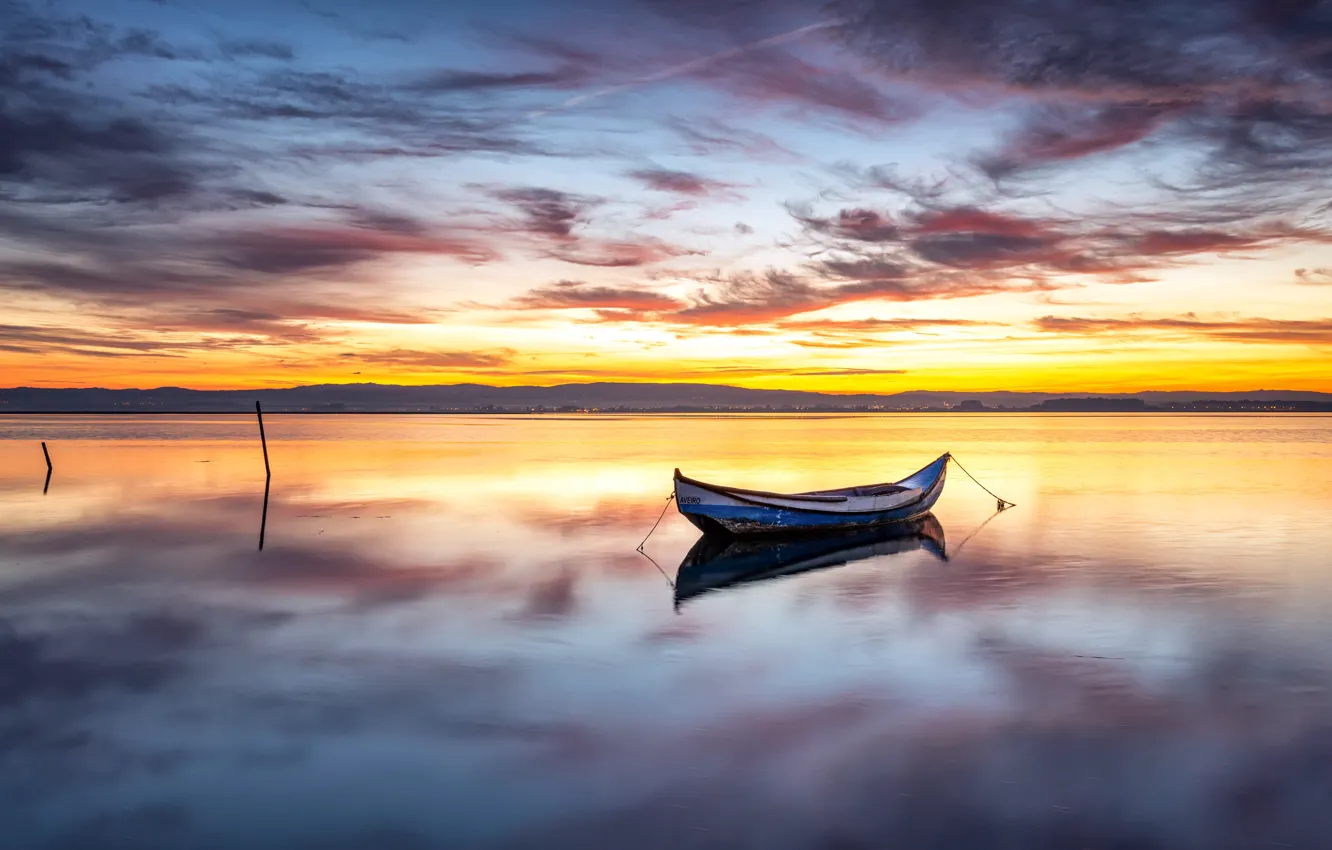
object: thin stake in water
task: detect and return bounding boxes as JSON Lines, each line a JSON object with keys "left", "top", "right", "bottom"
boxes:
{"left": 257, "top": 401, "right": 271, "bottom": 550}
{"left": 41, "top": 441, "right": 52, "bottom": 495}
{"left": 256, "top": 401, "right": 271, "bottom": 480}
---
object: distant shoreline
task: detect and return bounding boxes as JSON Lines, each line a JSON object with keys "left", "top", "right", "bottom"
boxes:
{"left": 4, "top": 382, "right": 1330, "bottom": 414}
{"left": 3, "top": 408, "right": 1330, "bottom": 415}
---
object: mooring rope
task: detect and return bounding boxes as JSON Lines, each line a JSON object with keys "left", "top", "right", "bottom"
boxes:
{"left": 636, "top": 492, "right": 675, "bottom": 552}
{"left": 948, "top": 454, "right": 1016, "bottom": 510}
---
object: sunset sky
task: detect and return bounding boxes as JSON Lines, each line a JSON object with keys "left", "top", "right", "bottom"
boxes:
{"left": 2, "top": 0, "right": 1331, "bottom": 392}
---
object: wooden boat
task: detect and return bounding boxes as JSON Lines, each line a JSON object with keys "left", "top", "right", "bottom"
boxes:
{"left": 673, "top": 453, "right": 949, "bottom": 535}
{"left": 674, "top": 513, "right": 946, "bottom": 606}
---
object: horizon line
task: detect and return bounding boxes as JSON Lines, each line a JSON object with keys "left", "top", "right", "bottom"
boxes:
{"left": 2, "top": 382, "right": 1327, "bottom": 396}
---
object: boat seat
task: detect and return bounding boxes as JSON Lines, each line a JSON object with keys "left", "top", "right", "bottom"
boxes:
{"left": 851, "top": 484, "right": 910, "bottom": 497}
{"left": 802, "top": 483, "right": 911, "bottom": 498}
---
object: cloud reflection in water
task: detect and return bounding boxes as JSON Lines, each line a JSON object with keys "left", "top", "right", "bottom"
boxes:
{"left": 0, "top": 415, "right": 1330, "bottom": 848}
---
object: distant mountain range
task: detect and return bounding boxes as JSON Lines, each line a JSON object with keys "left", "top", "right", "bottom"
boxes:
{"left": 2, "top": 383, "right": 1331, "bottom": 412}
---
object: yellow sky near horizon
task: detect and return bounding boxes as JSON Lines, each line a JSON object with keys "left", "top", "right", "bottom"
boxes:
{"left": 7, "top": 309, "right": 1329, "bottom": 393}
{"left": 6, "top": 250, "right": 1330, "bottom": 392}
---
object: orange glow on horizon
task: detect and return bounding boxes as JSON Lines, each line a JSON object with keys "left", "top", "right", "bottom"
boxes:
{"left": 5, "top": 342, "right": 1330, "bottom": 393}
{"left": 5, "top": 252, "right": 1330, "bottom": 393}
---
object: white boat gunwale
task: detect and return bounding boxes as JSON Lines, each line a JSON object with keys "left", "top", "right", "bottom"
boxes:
{"left": 671, "top": 473, "right": 850, "bottom": 503}
{"left": 673, "top": 453, "right": 949, "bottom": 517}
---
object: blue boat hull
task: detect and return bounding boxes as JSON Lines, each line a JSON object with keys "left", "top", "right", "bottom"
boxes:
{"left": 674, "top": 455, "right": 949, "bottom": 535}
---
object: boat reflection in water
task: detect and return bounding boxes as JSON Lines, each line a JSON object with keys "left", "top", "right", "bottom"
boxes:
{"left": 674, "top": 513, "right": 946, "bottom": 606}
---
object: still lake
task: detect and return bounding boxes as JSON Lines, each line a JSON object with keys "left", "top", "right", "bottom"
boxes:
{"left": 2, "top": 413, "right": 1331, "bottom": 849}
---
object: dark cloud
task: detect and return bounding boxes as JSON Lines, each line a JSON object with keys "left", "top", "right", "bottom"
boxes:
{"left": 1, "top": 205, "right": 480, "bottom": 283}
{"left": 409, "top": 67, "right": 589, "bottom": 93}
{"left": 294, "top": 0, "right": 416, "bottom": 43}
{"left": 1183, "top": 96, "right": 1332, "bottom": 198}
{"left": 668, "top": 117, "right": 801, "bottom": 161}
{"left": 792, "top": 206, "right": 899, "bottom": 242}
{"left": 1034, "top": 314, "right": 1332, "bottom": 344}
{"left": 691, "top": 45, "right": 920, "bottom": 127}
{"left": 0, "top": 243, "right": 441, "bottom": 334}
{"left": 218, "top": 39, "right": 296, "bottom": 61}
{"left": 0, "top": 323, "right": 291, "bottom": 360}
{"left": 809, "top": 256, "right": 913, "bottom": 282}
{"left": 795, "top": 202, "right": 1096, "bottom": 285}
{"left": 225, "top": 188, "right": 289, "bottom": 207}
{"left": 0, "top": 1, "right": 590, "bottom": 366}
{"left": 909, "top": 207, "right": 1053, "bottom": 239}
{"left": 211, "top": 222, "right": 498, "bottom": 275}
{"left": 336, "top": 349, "right": 514, "bottom": 369}
{"left": 512, "top": 18, "right": 918, "bottom": 128}
{"left": 0, "top": 107, "right": 194, "bottom": 203}
{"left": 0, "top": 4, "right": 220, "bottom": 207}
{"left": 493, "top": 186, "right": 597, "bottom": 242}
{"left": 0, "top": 51, "right": 75, "bottom": 82}
{"left": 154, "top": 309, "right": 323, "bottom": 340}
{"left": 0, "top": 201, "right": 468, "bottom": 351}
{"left": 551, "top": 238, "right": 699, "bottom": 268}
{"left": 829, "top": 162, "right": 957, "bottom": 207}
{"left": 1295, "top": 267, "right": 1332, "bottom": 285}
{"left": 912, "top": 231, "right": 1060, "bottom": 269}
{"left": 490, "top": 186, "right": 700, "bottom": 267}
{"left": 670, "top": 269, "right": 1026, "bottom": 325}
{"left": 816, "top": 204, "right": 1068, "bottom": 268}
{"left": 223, "top": 303, "right": 429, "bottom": 327}
{"left": 978, "top": 103, "right": 1180, "bottom": 178}
{"left": 181, "top": 69, "right": 404, "bottom": 122}
{"left": 835, "top": 0, "right": 1321, "bottom": 99}
{"left": 672, "top": 270, "right": 821, "bottom": 324}
{"left": 511, "top": 266, "right": 1031, "bottom": 329}
{"left": 628, "top": 168, "right": 739, "bottom": 197}
{"left": 109, "top": 28, "right": 186, "bottom": 61}
{"left": 793, "top": 194, "right": 1331, "bottom": 293}
{"left": 144, "top": 60, "right": 551, "bottom": 159}
{"left": 512, "top": 280, "right": 685, "bottom": 310}
{"left": 832, "top": 0, "right": 1332, "bottom": 206}
{"left": 601, "top": 0, "right": 1332, "bottom": 299}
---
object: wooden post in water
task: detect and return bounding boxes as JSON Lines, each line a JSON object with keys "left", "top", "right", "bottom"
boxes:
{"left": 256, "top": 401, "right": 271, "bottom": 550}
{"left": 42, "top": 441, "right": 52, "bottom": 495}
{"left": 256, "top": 401, "right": 271, "bottom": 481}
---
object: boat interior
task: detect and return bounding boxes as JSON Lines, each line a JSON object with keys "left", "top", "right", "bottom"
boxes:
{"left": 674, "top": 454, "right": 946, "bottom": 502}
{"left": 803, "top": 483, "right": 911, "bottom": 498}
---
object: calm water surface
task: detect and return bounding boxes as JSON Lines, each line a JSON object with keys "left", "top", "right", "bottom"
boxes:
{"left": 2, "top": 414, "right": 1331, "bottom": 849}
